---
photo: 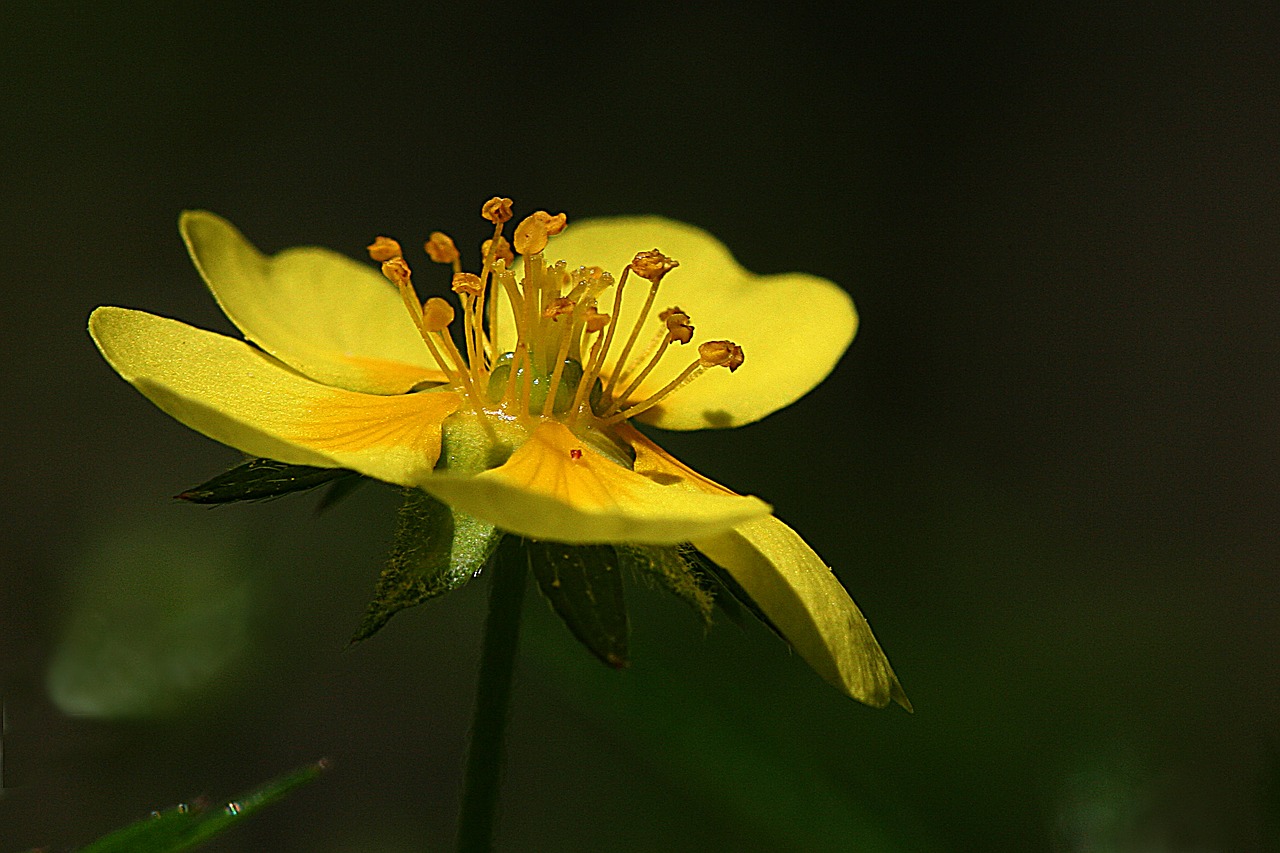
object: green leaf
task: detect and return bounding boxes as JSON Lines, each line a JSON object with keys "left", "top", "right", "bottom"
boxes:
{"left": 352, "top": 489, "right": 502, "bottom": 642}
{"left": 78, "top": 760, "right": 326, "bottom": 852}
{"left": 529, "top": 541, "right": 629, "bottom": 669}
{"left": 617, "top": 544, "right": 714, "bottom": 623}
{"left": 176, "top": 458, "right": 357, "bottom": 504}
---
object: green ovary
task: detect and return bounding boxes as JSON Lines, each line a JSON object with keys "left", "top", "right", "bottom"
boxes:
{"left": 486, "top": 352, "right": 603, "bottom": 416}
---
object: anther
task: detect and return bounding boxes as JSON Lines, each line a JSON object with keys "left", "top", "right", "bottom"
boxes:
{"left": 482, "top": 235, "right": 514, "bottom": 266}
{"left": 451, "top": 272, "right": 484, "bottom": 296}
{"left": 513, "top": 210, "right": 567, "bottom": 256}
{"left": 425, "top": 232, "right": 460, "bottom": 266}
{"left": 663, "top": 310, "right": 694, "bottom": 345}
{"left": 698, "top": 340, "right": 745, "bottom": 371}
{"left": 543, "top": 296, "right": 576, "bottom": 320}
{"left": 421, "top": 297, "right": 456, "bottom": 332}
{"left": 367, "top": 236, "right": 402, "bottom": 262}
{"left": 630, "top": 249, "right": 679, "bottom": 283}
{"left": 481, "top": 197, "right": 514, "bottom": 224}
{"left": 583, "top": 307, "right": 610, "bottom": 334}
{"left": 380, "top": 257, "right": 413, "bottom": 288}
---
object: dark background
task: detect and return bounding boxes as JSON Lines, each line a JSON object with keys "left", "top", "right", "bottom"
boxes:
{"left": 3, "top": 3, "right": 1277, "bottom": 850}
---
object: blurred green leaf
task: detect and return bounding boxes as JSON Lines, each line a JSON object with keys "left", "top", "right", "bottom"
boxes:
{"left": 78, "top": 761, "right": 326, "bottom": 853}
{"left": 177, "top": 458, "right": 357, "bottom": 504}
{"left": 352, "top": 489, "right": 501, "bottom": 642}
{"left": 47, "top": 514, "right": 254, "bottom": 718}
{"left": 529, "top": 541, "right": 628, "bottom": 668}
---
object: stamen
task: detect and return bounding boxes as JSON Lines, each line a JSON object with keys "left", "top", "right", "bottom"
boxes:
{"left": 606, "top": 310, "right": 695, "bottom": 416}
{"left": 575, "top": 264, "right": 631, "bottom": 419}
{"left": 601, "top": 249, "right": 677, "bottom": 402}
{"left": 566, "top": 311, "right": 610, "bottom": 425}
{"left": 612, "top": 305, "right": 688, "bottom": 390}
{"left": 452, "top": 272, "right": 485, "bottom": 386}
{"left": 541, "top": 298, "right": 580, "bottom": 418}
{"left": 422, "top": 297, "right": 497, "bottom": 440}
{"left": 601, "top": 340, "right": 743, "bottom": 425}
{"left": 379, "top": 256, "right": 424, "bottom": 329}
{"left": 479, "top": 229, "right": 513, "bottom": 365}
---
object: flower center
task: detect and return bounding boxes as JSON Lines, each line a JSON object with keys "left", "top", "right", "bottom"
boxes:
{"left": 367, "top": 197, "right": 744, "bottom": 437}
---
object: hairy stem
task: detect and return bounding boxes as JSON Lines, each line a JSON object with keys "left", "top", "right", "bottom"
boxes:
{"left": 457, "top": 540, "right": 527, "bottom": 853}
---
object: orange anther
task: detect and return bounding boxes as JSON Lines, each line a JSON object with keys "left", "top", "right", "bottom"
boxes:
{"left": 583, "top": 307, "right": 610, "bottom": 333}
{"left": 631, "top": 249, "right": 679, "bottom": 283}
{"left": 542, "top": 296, "right": 576, "bottom": 319}
{"left": 381, "top": 257, "right": 413, "bottom": 287}
{"left": 367, "top": 236, "right": 402, "bottom": 262}
{"left": 451, "top": 271, "right": 484, "bottom": 296}
{"left": 421, "top": 297, "right": 456, "bottom": 331}
{"left": 425, "top": 232, "right": 460, "bottom": 264}
{"left": 481, "top": 197, "right": 514, "bottom": 223}
{"left": 482, "top": 235, "right": 515, "bottom": 266}
{"left": 698, "top": 340, "right": 744, "bottom": 371}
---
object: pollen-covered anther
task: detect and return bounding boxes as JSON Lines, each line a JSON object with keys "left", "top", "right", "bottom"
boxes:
{"left": 631, "top": 249, "right": 679, "bottom": 283}
{"left": 425, "top": 232, "right": 460, "bottom": 265}
{"left": 663, "top": 310, "right": 694, "bottom": 345}
{"left": 481, "top": 197, "right": 514, "bottom": 223}
{"left": 513, "top": 210, "right": 568, "bottom": 256}
{"left": 583, "top": 307, "right": 610, "bottom": 333}
{"left": 421, "top": 297, "right": 456, "bottom": 332}
{"left": 482, "top": 235, "right": 514, "bottom": 266}
{"left": 380, "top": 256, "right": 413, "bottom": 288}
{"left": 367, "top": 236, "right": 402, "bottom": 262}
{"left": 698, "top": 340, "right": 745, "bottom": 371}
{"left": 451, "top": 271, "right": 484, "bottom": 296}
{"left": 542, "top": 296, "right": 576, "bottom": 320}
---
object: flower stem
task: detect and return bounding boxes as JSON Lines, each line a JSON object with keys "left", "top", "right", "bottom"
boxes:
{"left": 457, "top": 540, "right": 527, "bottom": 853}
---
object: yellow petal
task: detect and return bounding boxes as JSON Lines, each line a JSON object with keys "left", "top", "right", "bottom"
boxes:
{"left": 508, "top": 217, "right": 856, "bottom": 430}
{"left": 420, "top": 422, "right": 771, "bottom": 545}
{"left": 693, "top": 517, "right": 910, "bottom": 710}
{"left": 90, "top": 307, "right": 461, "bottom": 485}
{"left": 619, "top": 424, "right": 908, "bottom": 708}
{"left": 181, "top": 211, "right": 447, "bottom": 394}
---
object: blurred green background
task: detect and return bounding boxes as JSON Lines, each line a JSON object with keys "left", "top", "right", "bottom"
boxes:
{"left": 3, "top": 3, "right": 1277, "bottom": 851}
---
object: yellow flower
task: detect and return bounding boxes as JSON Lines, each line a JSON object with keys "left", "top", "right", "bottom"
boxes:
{"left": 89, "top": 202, "right": 909, "bottom": 710}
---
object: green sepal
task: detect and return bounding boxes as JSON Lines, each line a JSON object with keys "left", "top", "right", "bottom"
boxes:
{"left": 352, "top": 489, "right": 502, "bottom": 642}
{"left": 528, "top": 541, "right": 629, "bottom": 669}
{"left": 78, "top": 760, "right": 326, "bottom": 853}
{"left": 617, "top": 544, "right": 714, "bottom": 624}
{"left": 314, "top": 473, "right": 367, "bottom": 514}
{"left": 176, "top": 457, "right": 358, "bottom": 504}
{"left": 689, "top": 548, "right": 785, "bottom": 641}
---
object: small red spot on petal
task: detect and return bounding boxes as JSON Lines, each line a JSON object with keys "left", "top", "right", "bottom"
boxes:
{"left": 570, "top": 448, "right": 583, "bottom": 460}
